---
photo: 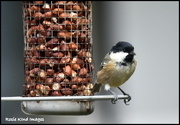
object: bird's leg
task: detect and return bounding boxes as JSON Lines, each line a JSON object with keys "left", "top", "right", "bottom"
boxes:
{"left": 104, "top": 84, "right": 118, "bottom": 104}
{"left": 117, "top": 87, "right": 131, "bottom": 105}
{"left": 108, "top": 89, "right": 118, "bottom": 104}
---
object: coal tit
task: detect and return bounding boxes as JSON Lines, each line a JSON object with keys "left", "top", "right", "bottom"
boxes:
{"left": 92, "top": 41, "right": 137, "bottom": 104}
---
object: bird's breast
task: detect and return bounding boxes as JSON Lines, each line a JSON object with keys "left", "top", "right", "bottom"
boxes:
{"left": 97, "top": 60, "right": 136, "bottom": 87}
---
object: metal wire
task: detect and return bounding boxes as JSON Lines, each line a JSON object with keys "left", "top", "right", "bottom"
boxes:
{"left": 22, "top": 1, "right": 94, "bottom": 97}
{"left": 1, "top": 95, "right": 128, "bottom": 101}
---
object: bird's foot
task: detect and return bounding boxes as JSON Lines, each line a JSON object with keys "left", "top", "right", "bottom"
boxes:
{"left": 111, "top": 95, "right": 118, "bottom": 104}
{"left": 117, "top": 87, "right": 131, "bottom": 105}
{"left": 108, "top": 89, "right": 118, "bottom": 104}
{"left": 124, "top": 94, "right": 131, "bottom": 105}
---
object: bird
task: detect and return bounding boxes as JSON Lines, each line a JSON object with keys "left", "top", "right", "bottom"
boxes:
{"left": 92, "top": 41, "right": 137, "bottom": 104}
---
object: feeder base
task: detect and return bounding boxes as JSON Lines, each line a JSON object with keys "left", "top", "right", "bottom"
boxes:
{"left": 21, "top": 101, "right": 94, "bottom": 115}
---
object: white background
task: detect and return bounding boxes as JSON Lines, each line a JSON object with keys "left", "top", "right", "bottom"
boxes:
{"left": 1, "top": 1, "right": 179, "bottom": 124}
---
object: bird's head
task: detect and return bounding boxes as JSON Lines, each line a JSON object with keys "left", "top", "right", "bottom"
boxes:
{"left": 109, "top": 41, "right": 136, "bottom": 63}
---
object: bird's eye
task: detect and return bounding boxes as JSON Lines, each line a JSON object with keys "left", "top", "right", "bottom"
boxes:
{"left": 123, "top": 48, "right": 126, "bottom": 52}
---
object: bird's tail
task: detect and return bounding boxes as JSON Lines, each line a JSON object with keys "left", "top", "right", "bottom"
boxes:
{"left": 92, "top": 83, "right": 102, "bottom": 93}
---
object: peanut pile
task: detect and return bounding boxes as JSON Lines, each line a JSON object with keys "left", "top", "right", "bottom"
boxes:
{"left": 23, "top": 1, "right": 94, "bottom": 97}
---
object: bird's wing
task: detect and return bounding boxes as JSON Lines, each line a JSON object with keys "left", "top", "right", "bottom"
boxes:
{"left": 98, "top": 52, "right": 111, "bottom": 71}
{"left": 92, "top": 53, "right": 111, "bottom": 93}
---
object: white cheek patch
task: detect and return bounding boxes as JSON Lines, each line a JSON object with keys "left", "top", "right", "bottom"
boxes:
{"left": 109, "top": 52, "right": 128, "bottom": 62}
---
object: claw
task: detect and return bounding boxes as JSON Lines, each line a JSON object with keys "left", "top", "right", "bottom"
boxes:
{"left": 108, "top": 89, "right": 118, "bottom": 104}
{"left": 124, "top": 94, "right": 131, "bottom": 105}
{"left": 111, "top": 95, "right": 118, "bottom": 104}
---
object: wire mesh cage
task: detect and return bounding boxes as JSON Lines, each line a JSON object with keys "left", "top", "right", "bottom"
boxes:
{"left": 22, "top": 1, "right": 94, "bottom": 115}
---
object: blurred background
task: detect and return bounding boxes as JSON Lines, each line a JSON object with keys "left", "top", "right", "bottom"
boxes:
{"left": 1, "top": 1, "right": 179, "bottom": 124}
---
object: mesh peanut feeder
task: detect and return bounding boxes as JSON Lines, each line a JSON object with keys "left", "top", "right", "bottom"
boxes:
{"left": 22, "top": 1, "right": 94, "bottom": 115}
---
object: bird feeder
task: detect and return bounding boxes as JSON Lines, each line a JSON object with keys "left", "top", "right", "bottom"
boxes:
{"left": 21, "top": 1, "right": 94, "bottom": 115}
{"left": 1, "top": 1, "right": 130, "bottom": 116}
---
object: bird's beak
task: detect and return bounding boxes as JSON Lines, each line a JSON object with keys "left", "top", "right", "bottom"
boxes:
{"left": 129, "top": 51, "right": 136, "bottom": 56}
